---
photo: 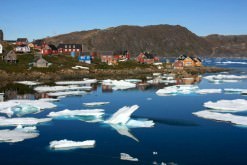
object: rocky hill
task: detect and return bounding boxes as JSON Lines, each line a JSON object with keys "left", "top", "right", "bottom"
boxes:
{"left": 44, "top": 25, "right": 247, "bottom": 57}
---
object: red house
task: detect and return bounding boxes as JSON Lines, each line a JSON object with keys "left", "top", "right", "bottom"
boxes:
{"left": 16, "top": 38, "right": 28, "bottom": 46}
{"left": 136, "top": 52, "right": 159, "bottom": 64}
{"left": 33, "top": 39, "right": 45, "bottom": 50}
{"left": 114, "top": 50, "right": 130, "bottom": 61}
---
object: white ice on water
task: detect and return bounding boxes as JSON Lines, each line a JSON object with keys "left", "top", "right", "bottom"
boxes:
{"left": 0, "top": 126, "right": 39, "bottom": 143}
{"left": 34, "top": 85, "right": 92, "bottom": 92}
{"left": 216, "top": 61, "right": 247, "bottom": 65}
{"left": 49, "top": 139, "right": 95, "bottom": 149}
{"left": 0, "top": 116, "right": 52, "bottom": 126}
{"left": 55, "top": 79, "right": 97, "bottom": 85}
{"left": 195, "top": 89, "right": 222, "bottom": 94}
{"left": 83, "top": 102, "right": 110, "bottom": 107}
{"left": 203, "top": 74, "right": 247, "bottom": 83}
{"left": 0, "top": 100, "right": 57, "bottom": 117}
{"left": 156, "top": 85, "right": 199, "bottom": 96}
{"left": 204, "top": 99, "right": 247, "bottom": 112}
{"left": 120, "top": 153, "right": 139, "bottom": 162}
{"left": 15, "top": 81, "right": 41, "bottom": 86}
{"left": 102, "top": 80, "right": 136, "bottom": 90}
{"left": 47, "top": 91, "right": 87, "bottom": 97}
{"left": 193, "top": 110, "right": 247, "bottom": 126}
{"left": 47, "top": 109, "right": 105, "bottom": 118}
{"left": 109, "top": 124, "right": 139, "bottom": 142}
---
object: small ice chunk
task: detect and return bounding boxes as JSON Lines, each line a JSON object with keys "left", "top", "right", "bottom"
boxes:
{"left": 156, "top": 85, "right": 199, "bottom": 96}
{"left": 55, "top": 79, "right": 97, "bottom": 85}
{"left": 124, "top": 79, "right": 142, "bottom": 83}
{"left": 127, "top": 119, "right": 155, "bottom": 128}
{"left": 224, "top": 88, "right": 247, "bottom": 93}
{"left": 15, "top": 81, "right": 41, "bottom": 86}
{"left": 49, "top": 139, "right": 95, "bottom": 150}
{"left": 120, "top": 153, "right": 139, "bottom": 162}
{"left": 0, "top": 116, "right": 52, "bottom": 126}
{"left": 47, "top": 91, "right": 87, "bottom": 97}
{"left": 204, "top": 99, "right": 247, "bottom": 112}
{"left": 109, "top": 124, "right": 139, "bottom": 142}
{"left": 153, "top": 151, "right": 158, "bottom": 155}
{"left": 83, "top": 102, "right": 110, "bottom": 107}
{"left": 38, "top": 98, "right": 60, "bottom": 102}
{"left": 195, "top": 89, "right": 222, "bottom": 94}
{"left": 48, "top": 109, "right": 104, "bottom": 118}
{"left": 193, "top": 110, "right": 247, "bottom": 126}
{"left": 102, "top": 80, "right": 136, "bottom": 90}
{"left": 0, "top": 128, "right": 39, "bottom": 143}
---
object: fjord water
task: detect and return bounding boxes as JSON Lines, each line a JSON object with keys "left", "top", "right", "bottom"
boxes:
{"left": 1, "top": 58, "right": 247, "bottom": 165}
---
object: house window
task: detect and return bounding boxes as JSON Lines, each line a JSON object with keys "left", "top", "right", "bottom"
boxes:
{"left": 69, "top": 49, "right": 71, "bottom": 51}
{"left": 73, "top": 45, "right": 75, "bottom": 48}
{"left": 65, "top": 45, "right": 67, "bottom": 48}
{"left": 69, "top": 45, "right": 71, "bottom": 48}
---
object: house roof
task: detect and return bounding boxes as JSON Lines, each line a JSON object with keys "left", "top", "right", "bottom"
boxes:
{"left": 17, "top": 38, "right": 28, "bottom": 42}
{"left": 33, "top": 39, "right": 44, "bottom": 46}
{"left": 57, "top": 44, "right": 82, "bottom": 49}
{"left": 143, "top": 52, "right": 155, "bottom": 59}
{"left": 48, "top": 44, "right": 58, "bottom": 50}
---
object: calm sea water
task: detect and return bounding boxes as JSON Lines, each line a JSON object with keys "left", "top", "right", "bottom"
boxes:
{"left": 0, "top": 58, "right": 247, "bottom": 165}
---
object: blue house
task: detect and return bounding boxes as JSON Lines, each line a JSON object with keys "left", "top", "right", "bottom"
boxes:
{"left": 78, "top": 55, "right": 91, "bottom": 64}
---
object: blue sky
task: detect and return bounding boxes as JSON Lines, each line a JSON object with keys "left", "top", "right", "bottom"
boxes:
{"left": 1, "top": 0, "right": 247, "bottom": 40}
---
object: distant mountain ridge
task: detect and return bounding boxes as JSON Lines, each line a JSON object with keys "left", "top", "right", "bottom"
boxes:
{"left": 44, "top": 25, "right": 247, "bottom": 57}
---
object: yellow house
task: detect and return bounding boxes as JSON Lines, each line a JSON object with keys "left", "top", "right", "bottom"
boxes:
{"left": 183, "top": 57, "right": 195, "bottom": 67}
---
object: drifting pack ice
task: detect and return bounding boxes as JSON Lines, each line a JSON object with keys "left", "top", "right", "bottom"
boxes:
{"left": 0, "top": 100, "right": 57, "bottom": 117}
{"left": 47, "top": 91, "right": 87, "bottom": 97}
{"left": 0, "top": 126, "right": 39, "bottom": 143}
{"left": 34, "top": 85, "right": 92, "bottom": 92}
{"left": 203, "top": 74, "right": 247, "bottom": 83}
{"left": 55, "top": 79, "right": 97, "bottom": 85}
{"left": 193, "top": 110, "right": 247, "bottom": 126}
{"left": 83, "top": 102, "right": 110, "bottom": 107}
{"left": 156, "top": 85, "right": 199, "bottom": 96}
{"left": 0, "top": 116, "right": 52, "bottom": 126}
{"left": 204, "top": 99, "right": 247, "bottom": 112}
{"left": 102, "top": 80, "right": 136, "bottom": 90}
{"left": 120, "top": 153, "right": 139, "bottom": 162}
{"left": 49, "top": 139, "right": 95, "bottom": 150}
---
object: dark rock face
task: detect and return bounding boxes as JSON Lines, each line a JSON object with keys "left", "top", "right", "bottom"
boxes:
{"left": 44, "top": 25, "right": 247, "bottom": 57}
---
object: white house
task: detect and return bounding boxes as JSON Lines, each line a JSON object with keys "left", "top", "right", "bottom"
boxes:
{"left": 0, "top": 43, "right": 2, "bottom": 54}
{"left": 15, "top": 45, "right": 30, "bottom": 53}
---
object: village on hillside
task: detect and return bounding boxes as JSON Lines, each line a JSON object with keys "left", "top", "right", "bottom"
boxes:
{"left": 0, "top": 29, "right": 203, "bottom": 70}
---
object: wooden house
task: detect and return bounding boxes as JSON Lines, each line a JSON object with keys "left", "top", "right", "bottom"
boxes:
{"left": 176, "top": 55, "right": 202, "bottom": 67}
{"left": 192, "top": 57, "right": 202, "bottom": 67}
{"left": 16, "top": 38, "right": 28, "bottom": 46}
{"left": 99, "top": 51, "right": 117, "bottom": 65}
{"left": 48, "top": 44, "right": 58, "bottom": 54}
{"left": 33, "top": 56, "right": 49, "bottom": 68}
{"left": 33, "top": 39, "right": 45, "bottom": 50}
{"left": 114, "top": 50, "right": 130, "bottom": 62}
{"left": 57, "top": 44, "right": 82, "bottom": 54}
{"left": 41, "top": 44, "right": 52, "bottom": 55}
{"left": 15, "top": 45, "right": 31, "bottom": 53}
{"left": 0, "top": 43, "right": 2, "bottom": 54}
{"left": 173, "top": 60, "right": 184, "bottom": 69}
{"left": 136, "top": 52, "right": 159, "bottom": 64}
{"left": 3, "top": 50, "right": 17, "bottom": 63}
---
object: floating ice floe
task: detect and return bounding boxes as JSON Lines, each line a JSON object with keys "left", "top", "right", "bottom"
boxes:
{"left": 38, "top": 98, "right": 60, "bottom": 102}
{"left": 124, "top": 79, "right": 142, "bottom": 83}
{"left": 102, "top": 80, "right": 136, "bottom": 90}
{"left": 47, "top": 109, "right": 104, "bottom": 118}
{"left": 83, "top": 102, "right": 110, "bottom": 107}
{"left": 193, "top": 110, "right": 247, "bottom": 126}
{"left": 15, "top": 81, "right": 41, "bottom": 86}
{"left": 204, "top": 99, "right": 247, "bottom": 112}
{"left": 156, "top": 85, "right": 199, "bottom": 96}
{"left": 47, "top": 91, "right": 87, "bottom": 97}
{"left": 49, "top": 139, "right": 95, "bottom": 150}
{"left": 223, "top": 88, "right": 247, "bottom": 94}
{"left": 0, "top": 127, "right": 39, "bottom": 143}
{"left": 0, "top": 116, "right": 52, "bottom": 126}
{"left": 195, "top": 89, "right": 222, "bottom": 94}
{"left": 216, "top": 61, "right": 247, "bottom": 65}
{"left": 110, "top": 124, "right": 139, "bottom": 142}
{"left": 120, "top": 153, "right": 139, "bottom": 162}
{"left": 203, "top": 74, "right": 247, "bottom": 84}
{"left": 34, "top": 85, "right": 92, "bottom": 92}
{"left": 55, "top": 79, "right": 97, "bottom": 85}
{"left": 0, "top": 100, "right": 57, "bottom": 117}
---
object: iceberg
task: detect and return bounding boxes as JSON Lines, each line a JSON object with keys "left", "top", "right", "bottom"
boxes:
{"left": 195, "top": 89, "right": 222, "bottom": 94}
{"left": 204, "top": 99, "right": 247, "bottom": 112}
{"left": 15, "top": 81, "right": 41, "bottom": 86}
{"left": 47, "top": 109, "right": 105, "bottom": 118}
{"left": 83, "top": 102, "right": 110, "bottom": 107}
{"left": 34, "top": 85, "right": 92, "bottom": 92}
{"left": 193, "top": 110, "right": 247, "bottom": 126}
{"left": 102, "top": 80, "right": 136, "bottom": 90}
{"left": 49, "top": 139, "right": 95, "bottom": 150}
{"left": 0, "top": 116, "right": 52, "bottom": 126}
{"left": 55, "top": 79, "right": 97, "bottom": 85}
{"left": 0, "top": 100, "right": 56, "bottom": 117}
{"left": 0, "top": 127, "right": 39, "bottom": 143}
{"left": 120, "top": 153, "right": 138, "bottom": 162}
{"left": 47, "top": 91, "right": 87, "bottom": 97}
{"left": 224, "top": 88, "right": 247, "bottom": 94}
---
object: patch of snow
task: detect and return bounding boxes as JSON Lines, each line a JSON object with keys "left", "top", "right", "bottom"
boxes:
{"left": 47, "top": 109, "right": 104, "bottom": 118}
{"left": 120, "top": 153, "right": 138, "bottom": 162}
{"left": 204, "top": 99, "right": 247, "bottom": 112}
{"left": 0, "top": 116, "right": 52, "bottom": 126}
{"left": 49, "top": 139, "right": 95, "bottom": 150}
{"left": 83, "top": 102, "right": 110, "bottom": 107}
{"left": 193, "top": 110, "right": 247, "bottom": 126}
